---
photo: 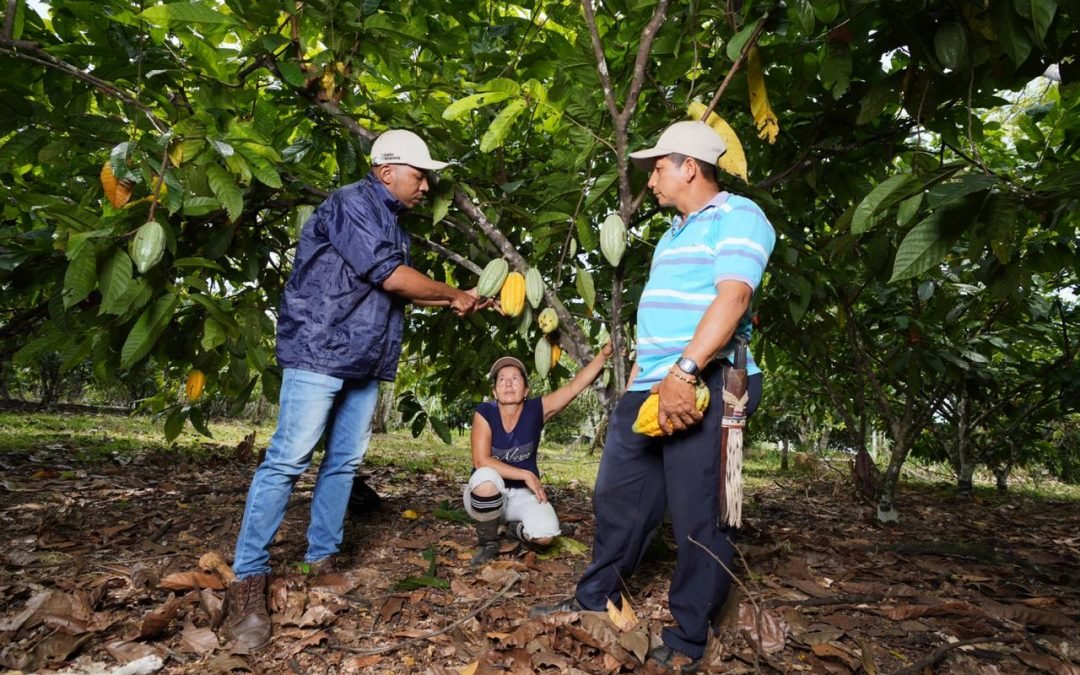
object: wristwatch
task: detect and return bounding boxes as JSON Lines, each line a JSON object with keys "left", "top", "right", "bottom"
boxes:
{"left": 674, "top": 357, "right": 700, "bottom": 377}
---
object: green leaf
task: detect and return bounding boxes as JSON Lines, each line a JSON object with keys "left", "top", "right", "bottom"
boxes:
{"left": 991, "top": 1, "right": 1034, "bottom": 66}
{"left": 164, "top": 407, "right": 188, "bottom": 442}
{"left": 189, "top": 406, "right": 214, "bottom": 437}
{"left": 926, "top": 173, "right": 996, "bottom": 208}
{"left": 442, "top": 91, "right": 515, "bottom": 121}
{"left": 206, "top": 163, "right": 244, "bottom": 221}
{"left": 431, "top": 193, "right": 450, "bottom": 225}
{"left": 790, "top": 0, "right": 815, "bottom": 34}
{"left": 121, "top": 293, "right": 178, "bottom": 368}
{"left": 201, "top": 316, "right": 227, "bottom": 351}
{"left": 576, "top": 216, "right": 599, "bottom": 252}
{"left": 575, "top": 265, "right": 596, "bottom": 312}
{"left": 430, "top": 417, "right": 452, "bottom": 444}
{"left": 188, "top": 293, "right": 240, "bottom": 331}
{"left": 277, "top": 61, "right": 306, "bottom": 88}
{"left": 896, "top": 193, "right": 923, "bottom": 228}
{"left": 726, "top": 19, "right": 763, "bottom": 63}
{"left": 480, "top": 99, "right": 528, "bottom": 152}
{"left": 235, "top": 144, "right": 282, "bottom": 188}
{"left": 810, "top": 0, "right": 839, "bottom": 24}
{"left": 140, "top": 3, "right": 239, "bottom": 26}
{"left": 173, "top": 257, "right": 227, "bottom": 272}
{"left": 66, "top": 229, "right": 112, "bottom": 260}
{"left": 536, "top": 536, "right": 589, "bottom": 560}
{"left": 889, "top": 211, "right": 948, "bottom": 283}
{"left": 99, "top": 247, "right": 133, "bottom": 315}
{"left": 1014, "top": 0, "right": 1057, "bottom": 45}
{"left": 63, "top": 246, "right": 98, "bottom": 309}
{"left": 852, "top": 174, "right": 912, "bottom": 234}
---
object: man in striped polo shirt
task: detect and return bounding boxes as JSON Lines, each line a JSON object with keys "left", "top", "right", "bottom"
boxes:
{"left": 533, "top": 120, "right": 775, "bottom": 672}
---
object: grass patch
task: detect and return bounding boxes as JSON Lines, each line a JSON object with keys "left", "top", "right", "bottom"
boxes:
{"left": 0, "top": 411, "right": 273, "bottom": 463}
{"left": 365, "top": 430, "right": 603, "bottom": 489}
{"left": 3, "top": 411, "right": 1078, "bottom": 503}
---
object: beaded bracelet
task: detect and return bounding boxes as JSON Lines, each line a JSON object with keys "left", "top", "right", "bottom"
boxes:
{"left": 667, "top": 365, "right": 698, "bottom": 384}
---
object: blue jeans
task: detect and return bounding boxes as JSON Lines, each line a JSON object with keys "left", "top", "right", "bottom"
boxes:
{"left": 232, "top": 368, "right": 380, "bottom": 579}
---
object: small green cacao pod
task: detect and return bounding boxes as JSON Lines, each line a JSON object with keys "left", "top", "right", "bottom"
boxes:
{"left": 130, "top": 220, "right": 166, "bottom": 274}
{"left": 537, "top": 308, "right": 559, "bottom": 334}
{"left": 517, "top": 303, "right": 532, "bottom": 338}
{"left": 476, "top": 258, "right": 509, "bottom": 297}
{"left": 600, "top": 214, "right": 627, "bottom": 267}
{"left": 934, "top": 22, "right": 968, "bottom": 71}
{"left": 534, "top": 336, "right": 552, "bottom": 379}
{"left": 524, "top": 267, "right": 544, "bottom": 309}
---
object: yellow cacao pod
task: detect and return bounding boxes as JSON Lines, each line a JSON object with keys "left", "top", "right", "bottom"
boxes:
{"left": 129, "top": 220, "right": 166, "bottom": 274}
{"left": 477, "top": 258, "right": 509, "bottom": 297}
{"left": 525, "top": 267, "right": 544, "bottom": 309}
{"left": 632, "top": 382, "right": 710, "bottom": 437}
{"left": 550, "top": 343, "right": 562, "bottom": 368}
{"left": 534, "top": 337, "right": 553, "bottom": 379}
{"left": 500, "top": 271, "right": 526, "bottom": 318}
{"left": 100, "top": 162, "right": 133, "bottom": 209}
{"left": 600, "top": 214, "right": 627, "bottom": 267}
{"left": 185, "top": 369, "right": 206, "bottom": 402}
{"left": 538, "top": 307, "right": 559, "bottom": 334}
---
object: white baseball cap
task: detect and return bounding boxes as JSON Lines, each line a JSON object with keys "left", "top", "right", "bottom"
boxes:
{"left": 629, "top": 120, "right": 727, "bottom": 171}
{"left": 370, "top": 129, "right": 449, "bottom": 171}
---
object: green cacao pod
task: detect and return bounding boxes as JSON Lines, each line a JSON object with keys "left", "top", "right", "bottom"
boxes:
{"left": 600, "top": 214, "right": 627, "bottom": 267}
{"left": 130, "top": 219, "right": 166, "bottom": 274}
{"left": 524, "top": 267, "right": 544, "bottom": 309}
{"left": 934, "top": 22, "right": 968, "bottom": 71}
{"left": 500, "top": 271, "right": 527, "bottom": 318}
{"left": 476, "top": 258, "right": 509, "bottom": 297}
{"left": 534, "top": 336, "right": 553, "bottom": 379}
{"left": 538, "top": 308, "right": 559, "bottom": 334}
{"left": 517, "top": 303, "right": 532, "bottom": 338}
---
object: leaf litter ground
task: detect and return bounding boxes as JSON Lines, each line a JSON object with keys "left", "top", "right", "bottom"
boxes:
{"left": 1, "top": 438, "right": 1078, "bottom": 674}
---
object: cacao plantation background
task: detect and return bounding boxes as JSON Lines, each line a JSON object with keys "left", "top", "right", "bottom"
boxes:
{"left": 1, "top": 0, "right": 1078, "bottom": 520}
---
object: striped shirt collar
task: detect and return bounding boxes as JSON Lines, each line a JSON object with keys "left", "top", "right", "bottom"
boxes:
{"left": 671, "top": 190, "right": 730, "bottom": 234}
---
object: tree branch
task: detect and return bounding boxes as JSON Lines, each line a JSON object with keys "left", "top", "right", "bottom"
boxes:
{"left": 704, "top": 16, "right": 767, "bottom": 118}
{"left": 0, "top": 40, "right": 167, "bottom": 134}
{"left": 412, "top": 236, "right": 482, "bottom": 276}
{"left": 3, "top": 0, "right": 16, "bottom": 42}
{"left": 622, "top": 0, "right": 673, "bottom": 126}
{"left": 580, "top": 0, "right": 620, "bottom": 123}
{"left": 453, "top": 190, "right": 595, "bottom": 366}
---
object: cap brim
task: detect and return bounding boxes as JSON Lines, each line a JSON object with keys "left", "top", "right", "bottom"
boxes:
{"left": 410, "top": 159, "right": 450, "bottom": 171}
{"left": 629, "top": 147, "right": 670, "bottom": 171}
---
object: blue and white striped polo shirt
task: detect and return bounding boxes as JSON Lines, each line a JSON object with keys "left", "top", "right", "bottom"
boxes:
{"left": 630, "top": 191, "right": 775, "bottom": 391}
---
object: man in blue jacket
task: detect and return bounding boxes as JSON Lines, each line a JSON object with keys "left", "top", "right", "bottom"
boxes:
{"left": 221, "top": 130, "right": 484, "bottom": 651}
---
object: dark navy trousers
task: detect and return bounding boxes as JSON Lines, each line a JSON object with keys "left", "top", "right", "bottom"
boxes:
{"left": 575, "top": 365, "right": 762, "bottom": 659}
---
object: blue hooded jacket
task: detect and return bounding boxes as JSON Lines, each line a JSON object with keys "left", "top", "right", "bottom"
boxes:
{"left": 276, "top": 173, "right": 410, "bottom": 381}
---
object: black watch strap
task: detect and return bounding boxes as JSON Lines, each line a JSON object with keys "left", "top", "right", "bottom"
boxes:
{"left": 675, "top": 357, "right": 700, "bottom": 376}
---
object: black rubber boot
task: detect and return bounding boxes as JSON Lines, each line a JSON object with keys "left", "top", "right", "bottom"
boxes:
{"left": 470, "top": 519, "right": 501, "bottom": 567}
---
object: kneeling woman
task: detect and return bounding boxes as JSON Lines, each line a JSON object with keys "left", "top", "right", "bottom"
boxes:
{"left": 465, "top": 343, "right": 613, "bottom": 565}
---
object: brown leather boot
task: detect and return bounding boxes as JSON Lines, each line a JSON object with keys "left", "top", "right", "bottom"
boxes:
{"left": 221, "top": 574, "right": 271, "bottom": 652}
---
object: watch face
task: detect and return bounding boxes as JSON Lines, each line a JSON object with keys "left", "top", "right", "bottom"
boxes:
{"left": 677, "top": 358, "right": 699, "bottom": 375}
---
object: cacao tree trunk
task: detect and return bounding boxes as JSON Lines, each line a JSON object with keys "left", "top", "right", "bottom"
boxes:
{"left": 780, "top": 438, "right": 789, "bottom": 471}
{"left": 877, "top": 426, "right": 913, "bottom": 522}
{"left": 954, "top": 390, "right": 975, "bottom": 500}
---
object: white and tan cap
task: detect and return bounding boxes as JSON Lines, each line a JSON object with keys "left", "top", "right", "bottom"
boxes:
{"left": 371, "top": 129, "right": 449, "bottom": 171}
{"left": 489, "top": 356, "right": 528, "bottom": 384}
{"left": 629, "top": 120, "right": 727, "bottom": 171}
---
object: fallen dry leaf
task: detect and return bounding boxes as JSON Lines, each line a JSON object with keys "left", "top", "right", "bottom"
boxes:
{"left": 738, "top": 603, "right": 786, "bottom": 654}
{"left": 139, "top": 595, "right": 180, "bottom": 639}
{"left": 159, "top": 571, "right": 226, "bottom": 591}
